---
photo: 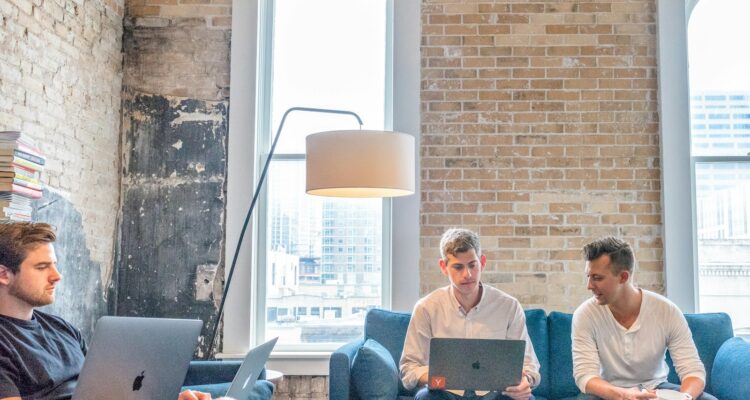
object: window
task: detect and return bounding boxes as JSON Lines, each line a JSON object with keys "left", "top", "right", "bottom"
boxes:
{"left": 688, "top": 0, "right": 750, "bottom": 334}
{"left": 224, "top": 0, "right": 419, "bottom": 368}
{"left": 256, "top": 0, "right": 390, "bottom": 351}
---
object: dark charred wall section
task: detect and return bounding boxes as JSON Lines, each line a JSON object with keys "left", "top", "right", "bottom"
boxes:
{"left": 117, "top": 92, "right": 227, "bottom": 356}
{"left": 33, "top": 191, "right": 109, "bottom": 340}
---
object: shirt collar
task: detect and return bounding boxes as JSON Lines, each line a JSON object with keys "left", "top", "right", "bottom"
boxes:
{"left": 448, "top": 282, "right": 486, "bottom": 314}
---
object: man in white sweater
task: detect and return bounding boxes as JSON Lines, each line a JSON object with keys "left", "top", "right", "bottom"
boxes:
{"left": 399, "top": 228, "right": 540, "bottom": 400}
{"left": 571, "top": 236, "right": 716, "bottom": 400}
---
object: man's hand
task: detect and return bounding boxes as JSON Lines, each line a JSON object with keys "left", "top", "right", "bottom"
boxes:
{"left": 178, "top": 390, "right": 212, "bottom": 400}
{"left": 615, "top": 387, "right": 657, "bottom": 400}
{"left": 502, "top": 375, "right": 532, "bottom": 400}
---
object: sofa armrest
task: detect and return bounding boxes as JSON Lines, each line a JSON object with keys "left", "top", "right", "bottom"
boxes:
{"left": 710, "top": 337, "right": 750, "bottom": 400}
{"left": 183, "top": 360, "right": 244, "bottom": 386}
{"left": 329, "top": 339, "right": 365, "bottom": 400}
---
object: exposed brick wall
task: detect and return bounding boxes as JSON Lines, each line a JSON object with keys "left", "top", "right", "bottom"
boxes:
{"left": 420, "top": 0, "right": 661, "bottom": 312}
{"left": 124, "top": 0, "right": 230, "bottom": 100}
{"left": 0, "top": 0, "right": 124, "bottom": 330}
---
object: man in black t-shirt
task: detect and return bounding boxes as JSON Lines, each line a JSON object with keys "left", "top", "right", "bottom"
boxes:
{"left": 0, "top": 222, "right": 219, "bottom": 400}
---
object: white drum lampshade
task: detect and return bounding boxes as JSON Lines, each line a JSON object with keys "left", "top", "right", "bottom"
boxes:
{"left": 305, "top": 130, "right": 415, "bottom": 198}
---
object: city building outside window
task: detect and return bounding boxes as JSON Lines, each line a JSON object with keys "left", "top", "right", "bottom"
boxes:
{"left": 687, "top": 0, "right": 750, "bottom": 337}
{"left": 255, "top": 0, "right": 391, "bottom": 351}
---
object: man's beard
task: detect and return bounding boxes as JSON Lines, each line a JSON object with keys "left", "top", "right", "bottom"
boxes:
{"left": 8, "top": 282, "right": 54, "bottom": 307}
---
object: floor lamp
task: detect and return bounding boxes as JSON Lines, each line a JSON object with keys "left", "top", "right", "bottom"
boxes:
{"left": 205, "top": 106, "right": 415, "bottom": 358}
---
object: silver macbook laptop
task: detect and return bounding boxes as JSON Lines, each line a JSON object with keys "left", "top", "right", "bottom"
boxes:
{"left": 224, "top": 337, "right": 278, "bottom": 398}
{"left": 427, "top": 338, "right": 525, "bottom": 391}
{"left": 72, "top": 316, "right": 202, "bottom": 400}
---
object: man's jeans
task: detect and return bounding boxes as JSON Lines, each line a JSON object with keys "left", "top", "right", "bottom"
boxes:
{"left": 574, "top": 382, "right": 718, "bottom": 400}
{"left": 415, "top": 388, "right": 535, "bottom": 400}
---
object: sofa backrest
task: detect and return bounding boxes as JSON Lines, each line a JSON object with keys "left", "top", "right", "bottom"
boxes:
{"left": 523, "top": 309, "right": 550, "bottom": 398}
{"left": 362, "top": 308, "right": 550, "bottom": 397}
{"left": 548, "top": 311, "right": 734, "bottom": 398}
{"left": 548, "top": 311, "right": 578, "bottom": 399}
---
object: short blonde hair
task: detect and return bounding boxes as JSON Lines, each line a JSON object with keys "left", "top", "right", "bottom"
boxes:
{"left": 439, "top": 228, "right": 481, "bottom": 262}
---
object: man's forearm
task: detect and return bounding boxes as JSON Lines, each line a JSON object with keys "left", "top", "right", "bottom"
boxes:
{"left": 680, "top": 376, "right": 705, "bottom": 399}
{"left": 584, "top": 377, "right": 627, "bottom": 400}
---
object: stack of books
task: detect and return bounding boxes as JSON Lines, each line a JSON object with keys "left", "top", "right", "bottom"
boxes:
{"left": 0, "top": 131, "right": 45, "bottom": 221}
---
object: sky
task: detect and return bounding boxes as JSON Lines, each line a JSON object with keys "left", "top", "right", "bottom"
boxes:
{"left": 688, "top": 0, "right": 750, "bottom": 93}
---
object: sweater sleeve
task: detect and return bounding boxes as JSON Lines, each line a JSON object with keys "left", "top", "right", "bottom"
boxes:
{"left": 572, "top": 306, "right": 602, "bottom": 393}
{"left": 666, "top": 305, "right": 706, "bottom": 383}
{"left": 399, "top": 302, "right": 431, "bottom": 390}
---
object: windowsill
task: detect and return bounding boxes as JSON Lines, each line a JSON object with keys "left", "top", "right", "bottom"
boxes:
{"left": 216, "top": 351, "right": 331, "bottom": 376}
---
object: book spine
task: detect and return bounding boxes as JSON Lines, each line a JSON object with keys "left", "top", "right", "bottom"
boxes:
{"left": 11, "top": 156, "right": 43, "bottom": 171}
{"left": 11, "top": 178, "right": 42, "bottom": 191}
{"left": 13, "top": 149, "right": 45, "bottom": 165}
{"left": 10, "top": 183, "right": 42, "bottom": 199}
{"left": 11, "top": 172, "right": 41, "bottom": 184}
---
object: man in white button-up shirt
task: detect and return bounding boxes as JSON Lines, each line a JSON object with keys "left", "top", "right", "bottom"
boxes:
{"left": 572, "top": 237, "right": 716, "bottom": 400}
{"left": 399, "top": 228, "right": 540, "bottom": 400}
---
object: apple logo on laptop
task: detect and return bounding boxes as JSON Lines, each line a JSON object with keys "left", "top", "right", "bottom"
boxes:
{"left": 472, "top": 361, "right": 480, "bottom": 370}
{"left": 132, "top": 371, "right": 145, "bottom": 391}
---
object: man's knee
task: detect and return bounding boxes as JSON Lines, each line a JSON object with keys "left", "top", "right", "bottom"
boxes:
{"left": 415, "top": 388, "right": 447, "bottom": 400}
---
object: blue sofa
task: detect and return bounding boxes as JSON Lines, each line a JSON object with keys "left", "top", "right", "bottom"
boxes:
{"left": 181, "top": 361, "right": 274, "bottom": 398}
{"left": 330, "top": 309, "right": 750, "bottom": 400}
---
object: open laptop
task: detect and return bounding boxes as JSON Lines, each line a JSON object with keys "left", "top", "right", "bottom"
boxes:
{"left": 72, "top": 316, "right": 202, "bottom": 400}
{"left": 427, "top": 338, "right": 525, "bottom": 391}
{"left": 224, "top": 337, "right": 278, "bottom": 398}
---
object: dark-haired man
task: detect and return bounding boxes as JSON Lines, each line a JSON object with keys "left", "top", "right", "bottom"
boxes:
{"left": 400, "top": 228, "right": 540, "bottom": 400}
{"left": 0, "top": 222, "right": 260, "bottom": 400}
{"left": 572, "top": 236, "right": 716, "bottom": 400}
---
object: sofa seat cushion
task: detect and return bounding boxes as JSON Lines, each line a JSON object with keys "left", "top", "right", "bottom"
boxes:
{"left": 352, "top": 338, "right": 400, "bottom": 400}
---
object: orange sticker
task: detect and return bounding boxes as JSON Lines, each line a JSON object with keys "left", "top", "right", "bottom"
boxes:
{"left": 429, "top": 375, "right": 446, "bottom": 389}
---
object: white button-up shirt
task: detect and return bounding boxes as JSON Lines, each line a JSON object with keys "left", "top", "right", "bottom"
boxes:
{"left": 399, "top": 283, "right": 541, "bottom": 394}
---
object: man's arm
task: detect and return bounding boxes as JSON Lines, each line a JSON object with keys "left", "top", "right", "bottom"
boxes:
{"left": 583, "top": 378, "right": 656, "bottom": 400}
{"left": 679, "top": 376, "right": 705, "bottom": 400}
{"left": 178, "top": 390, "right": 212, "bottom": 400}
{"left": 399, "top": 303, "right": 431, "bottom": 390}
{"left": 0, "top": 397, "right": 21, "bottom": 400}
{"left": 667, "top": 309, "right": 706, "bottom": 399}
{"left": 505, "top": 301, "right": 540, "bottom": 388}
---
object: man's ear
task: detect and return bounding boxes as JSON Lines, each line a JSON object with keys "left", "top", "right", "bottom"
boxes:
{"left": 439, "top": 258, "right": 448, "bottom": 276}
{"left": 0, "top": 264, "right": 14, "bottom": 286}
{"left": 619, "top": 270, "right": 630, "bottom": 284}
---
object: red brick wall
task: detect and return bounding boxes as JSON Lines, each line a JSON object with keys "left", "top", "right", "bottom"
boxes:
{"left": 420, "top": 1, "right": 661, "bottom": 312}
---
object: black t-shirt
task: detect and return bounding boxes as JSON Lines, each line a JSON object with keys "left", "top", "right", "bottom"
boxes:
{"left": 0, "top": 310, "right": 86, "bottom": 400}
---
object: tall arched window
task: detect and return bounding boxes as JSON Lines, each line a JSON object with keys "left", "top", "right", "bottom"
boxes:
{"left": 688, "top": 0, "right": 750, "bottom": 335}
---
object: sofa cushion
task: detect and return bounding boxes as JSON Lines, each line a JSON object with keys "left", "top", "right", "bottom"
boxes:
{"left": 351, "top": 338, "right": 399, "bottom": 400}
{"left": 710, "top": 337, "right": 750, "bottom": 400}
{"left": 548, "top": 311, "right": 579, "bottom": 399}
{"left": 524, "top": 309, "right": 549, "bottom": 398}
{"left": 665, "top": 312, "right": 733, "bottom": 392}
{"left": 363, "top": 308, "right": 417, "bottom": 397}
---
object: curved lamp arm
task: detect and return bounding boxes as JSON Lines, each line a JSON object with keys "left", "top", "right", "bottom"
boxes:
{"left": 205, "top": 107, "right": 363, "bottom": 359}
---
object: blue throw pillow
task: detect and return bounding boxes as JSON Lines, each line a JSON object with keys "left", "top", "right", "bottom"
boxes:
{"left": 351, "top": 338, "right": 399, "bottom": 400}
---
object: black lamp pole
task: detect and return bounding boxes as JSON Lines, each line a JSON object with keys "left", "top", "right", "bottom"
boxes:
{"left": 204, "top": 107, "right": 363, "bottom": 359}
